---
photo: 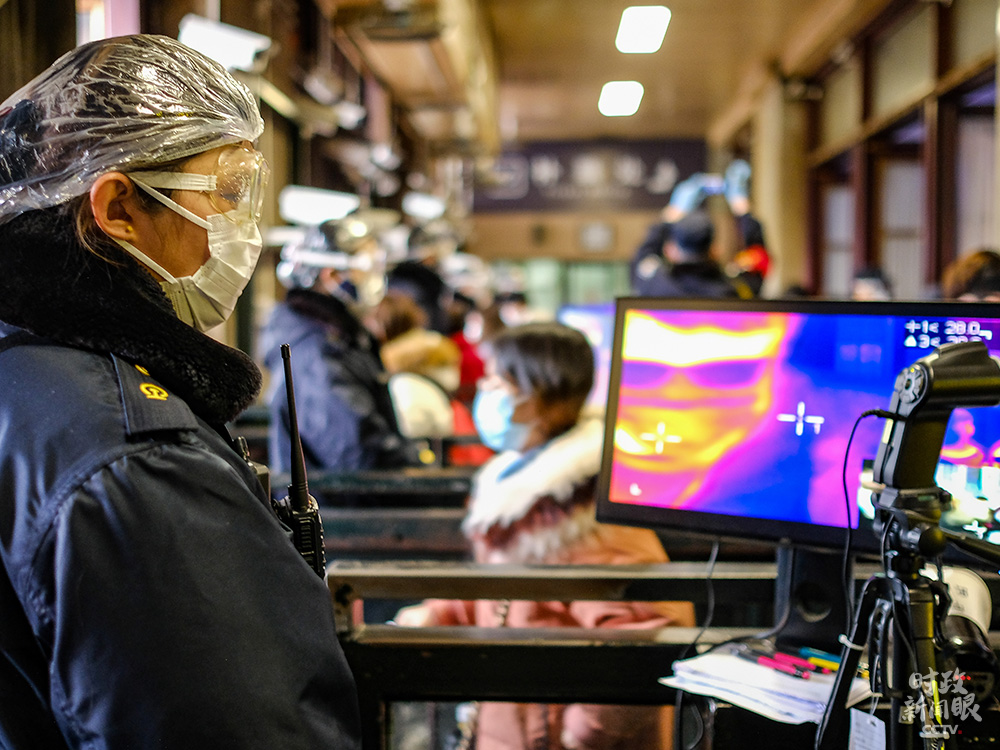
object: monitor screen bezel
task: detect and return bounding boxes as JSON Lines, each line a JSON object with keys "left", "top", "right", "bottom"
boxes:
{"left": 595, "top": 296, "right": 1000, "bottom": 554}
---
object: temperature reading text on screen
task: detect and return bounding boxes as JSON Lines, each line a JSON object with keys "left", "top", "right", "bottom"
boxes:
{"left": 904, "top": 318, "right": 996, "bottom": 349}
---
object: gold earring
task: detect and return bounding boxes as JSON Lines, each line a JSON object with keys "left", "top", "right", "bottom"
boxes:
{"left": 125, "top": 224, "right": 134, "bottom": 234}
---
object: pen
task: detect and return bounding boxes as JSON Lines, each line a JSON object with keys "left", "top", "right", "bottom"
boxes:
{"left": 735, "top": 650, "right": 810, "bottom": 679}
{"left": 745, "top": 647, "right": 831, "bottom": 674}
{"left": 806, "top": 656, "right": 840, "bottom": 671}
{"left": 799, "top": 646, "right": 841, "bottom": 663}
{"left": 768, "top": 650, "right": 833, "bottom": 674}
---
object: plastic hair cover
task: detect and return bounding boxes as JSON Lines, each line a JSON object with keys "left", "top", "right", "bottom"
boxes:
{"left": 0, "top": 34, "right": 263, "bottom": 225}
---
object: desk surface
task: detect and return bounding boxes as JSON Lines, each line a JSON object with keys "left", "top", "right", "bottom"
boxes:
{"left": 326, "top": 559, "right": 882, "bottom": 602}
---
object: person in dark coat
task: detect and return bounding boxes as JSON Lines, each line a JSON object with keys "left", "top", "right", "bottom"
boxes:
{"left": 0, "top": 35, "right": 361, "bottom": 749}
{"left": 263, "top": 223, "right": 420, "bottom": 474}
{"left": 631, "top": 197, "right": 740, "bottom": 299}
{"left": 632, "top": 166, "right": 774, "bottom": 300}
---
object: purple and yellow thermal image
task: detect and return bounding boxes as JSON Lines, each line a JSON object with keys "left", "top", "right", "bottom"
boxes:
{"left": 610, "top": 310, "right": 799, "bottom": 512}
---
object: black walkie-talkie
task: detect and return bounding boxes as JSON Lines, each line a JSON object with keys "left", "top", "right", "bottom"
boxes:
{"left": 272, "top": 343, "right": 327, "bottom": 577}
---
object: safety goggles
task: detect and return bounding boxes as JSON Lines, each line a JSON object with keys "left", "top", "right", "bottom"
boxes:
{"left": 128, "top": 146, "right": 270, "bottom": 224}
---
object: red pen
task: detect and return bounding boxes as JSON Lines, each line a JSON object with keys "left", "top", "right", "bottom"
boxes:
{"left": 735, "top": 650, "right": 810, "bottom": 679}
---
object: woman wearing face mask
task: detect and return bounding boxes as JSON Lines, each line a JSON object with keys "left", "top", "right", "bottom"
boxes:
{"left": 0, "top": 36, "right": 359, "bottom": 749}
{"left": 394, "top": 322, "right": 694, "bottom": 750}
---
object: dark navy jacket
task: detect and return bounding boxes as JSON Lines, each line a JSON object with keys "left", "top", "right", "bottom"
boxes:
{"left": 0, "top": 204, "right": 363, "bottom": 749}
{"left": 630, "top": 221, "right": 740, "bottom": 299}
{"left": 261, "top": 289, "right": 418, "bottom": 475}
{"left": 0, "top": 326, "right": 361, "bottom": 749}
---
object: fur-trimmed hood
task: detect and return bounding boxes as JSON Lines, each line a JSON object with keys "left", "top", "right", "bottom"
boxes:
{"left": 380, "top": 328, "right": 460, "bottom": 392}
{"left": 463, "top": 417, "right": 605, "bottom": 562}
{"left": 0, "top": 208, "right": 260, "bottom": 425}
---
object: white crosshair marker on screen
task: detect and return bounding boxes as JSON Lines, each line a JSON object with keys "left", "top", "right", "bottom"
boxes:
{"left": 639, "top": 422, "right": 682, "bottom": 453}
{"left": 776, "top": 401, "right": 825, "bottom": 435}
{"left": 964, "top": 519, "right": 989, "bottom": 540}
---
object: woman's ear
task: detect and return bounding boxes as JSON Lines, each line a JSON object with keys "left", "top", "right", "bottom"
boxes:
{"left": 536, "top": 394, "right": 583, "bottom": 437}
{"left": 89, "top": 172, "right": 137, "bottom": 242}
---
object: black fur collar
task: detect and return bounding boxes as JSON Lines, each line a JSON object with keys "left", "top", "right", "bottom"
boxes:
{"left": 0, "top": 208, "right": 261, "bottom": 425}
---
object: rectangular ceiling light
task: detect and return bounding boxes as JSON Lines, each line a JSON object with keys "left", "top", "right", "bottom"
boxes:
{"left": 599, "top": 81, "right": 644, "bottom": 116}
{"left": 278, "top": 185, "right": 360, "bottom": 225}
{"left": 616, "top": 6, "right": 671, "bottom": 53}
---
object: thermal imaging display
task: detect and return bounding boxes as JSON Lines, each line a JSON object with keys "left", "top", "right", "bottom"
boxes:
{"left": 596, "top": 299, "right": 1000, "bottom": 550}
{"left": 557, "top": 302, "right": 615, "bottom": 411}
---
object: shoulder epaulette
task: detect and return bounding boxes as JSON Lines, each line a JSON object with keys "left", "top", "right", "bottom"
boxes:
{"left": 112, "top": 355, "right": 198, "bottom": 437}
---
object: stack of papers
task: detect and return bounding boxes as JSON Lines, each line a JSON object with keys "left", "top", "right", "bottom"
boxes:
{"left": 661, "top": 647, "right": 872, "bottom": 724}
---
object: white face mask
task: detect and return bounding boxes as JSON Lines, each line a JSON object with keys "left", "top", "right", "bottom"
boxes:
{"left": 117, "top": 174, "right": 263, "bottom": 332}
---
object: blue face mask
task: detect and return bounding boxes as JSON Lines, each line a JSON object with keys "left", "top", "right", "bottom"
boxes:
{"left": 473, "top": 387, "right": 531, "bottom": 452}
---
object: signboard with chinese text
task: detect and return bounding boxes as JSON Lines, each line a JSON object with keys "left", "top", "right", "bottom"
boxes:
{"left": 473, "top": 139, "right": 706, "bottom": 213}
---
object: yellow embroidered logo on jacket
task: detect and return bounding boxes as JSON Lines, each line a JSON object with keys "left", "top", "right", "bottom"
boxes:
{"left": 139, "top": 383, "right": 169, "bottom": 401}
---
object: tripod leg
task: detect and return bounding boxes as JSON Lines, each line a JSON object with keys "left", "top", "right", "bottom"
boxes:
{"left": 815, "top": 576, "right": 883, "bottom": 750}
{"left": 885, "top": 580, "right": 914, "bottom": 750}
{"left": 896, "top": 580, "right": 948, "bottom": 750}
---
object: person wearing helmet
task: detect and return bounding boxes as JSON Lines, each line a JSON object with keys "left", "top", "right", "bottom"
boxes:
{"left": 263, "top": 220, "right": 420, "bottom": 475}
{"left": 630, "top": 160, "right": 770, "bottom": 299}
{"left": 0, "top": 36, "right": 360, "bottom": 748}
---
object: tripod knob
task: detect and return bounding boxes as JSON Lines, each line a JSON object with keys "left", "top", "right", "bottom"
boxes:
{"left": 917, "top": 525, "right": 946, "bottom": 557}
{"left": 898, "top": 365, "right": 926, "bottom": 404}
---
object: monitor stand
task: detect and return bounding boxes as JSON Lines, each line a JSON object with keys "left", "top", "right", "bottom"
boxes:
{"left": 772, "top": 543, "right": 854, "bottom": 654}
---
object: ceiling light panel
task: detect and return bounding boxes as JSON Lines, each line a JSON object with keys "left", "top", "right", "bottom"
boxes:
{"left": 615, "top": 5, "right": 671, "bottom": 54}
{"left": 598, "top": 81, "right": 644, "bottom": 117}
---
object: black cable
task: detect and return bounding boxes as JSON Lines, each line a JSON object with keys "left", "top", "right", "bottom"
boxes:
{"left": 842, "top": 409, "right": 901, "bottom": 632}
{"left": 682, "top": 571, "right": 794, "bottom": 664}
{"left": 695, "top": 591, "right": 793, "bottom": 657}
{"left": 673, "top": 539, "right": 720, "bottom": 750}
{"left": 678, "top": 539, "right": 720, "bottom": 662}
{"left": 687, "top": 409, "right": 901, "bottom": 666}
{"left": 876, "top": 513, "right": 918, "bottom": 709}
{"left": 710, "top": 409, "right": 892, "bottom": 657}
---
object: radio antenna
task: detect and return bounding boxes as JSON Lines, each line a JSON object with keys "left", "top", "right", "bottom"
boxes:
{"left": 276, "top": 343, "right": 326, "bottom": 576}
{"left": 282, "top": 343, "right": 310, "bottom": 511}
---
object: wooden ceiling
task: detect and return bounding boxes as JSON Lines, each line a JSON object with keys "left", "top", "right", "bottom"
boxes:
{"left": 481, "top": 0, "right": 899, "bottom": 145}
{"left": 330, "top": 0, "right": 895, "bottom": 150}
{"left": 484, "top": 0, "right": 799, "bottom": 142}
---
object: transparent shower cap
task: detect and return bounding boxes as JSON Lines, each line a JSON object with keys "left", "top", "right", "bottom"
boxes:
{"left": 0, "top": 34, "right": 264, "bottom": 225}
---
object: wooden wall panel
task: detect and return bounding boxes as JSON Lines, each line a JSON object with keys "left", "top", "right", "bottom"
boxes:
{"left": 468, "top": 211, "right": 660, "bottom": 262}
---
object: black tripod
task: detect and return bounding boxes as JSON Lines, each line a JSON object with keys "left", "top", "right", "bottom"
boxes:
{"left": 815, "top": 486, "right": 1000, "bottom": 750}
{"left": 816, "top": 490, "right": 949, "bottom": 749}
{"left": 815, "top": 342, "right": 1000, "bottom": 749}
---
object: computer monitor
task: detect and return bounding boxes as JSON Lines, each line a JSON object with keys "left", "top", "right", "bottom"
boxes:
{"left": 595, "top": 298, "right": 1000, "bottom": 556}
{"left": 556, "top": 302, "right": 616, "bottom": 412}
